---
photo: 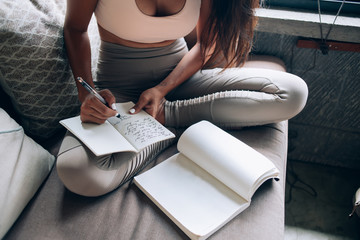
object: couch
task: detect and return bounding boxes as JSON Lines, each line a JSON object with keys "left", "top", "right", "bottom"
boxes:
{"left": 1, "top": 0, "right": 290, "bottom": 239}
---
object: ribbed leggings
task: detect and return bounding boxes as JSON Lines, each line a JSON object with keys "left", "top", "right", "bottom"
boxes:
{"left": 57, "top": 38, "right": 308, "bottom": 196}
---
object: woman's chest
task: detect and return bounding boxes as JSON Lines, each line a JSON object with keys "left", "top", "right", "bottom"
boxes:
{"left": 134, "top": 0, "right": 186, "bottom": 17}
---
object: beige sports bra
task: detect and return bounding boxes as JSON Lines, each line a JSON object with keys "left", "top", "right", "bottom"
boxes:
{"left": 95, "top": 0, "right": 201, "bottom": 43}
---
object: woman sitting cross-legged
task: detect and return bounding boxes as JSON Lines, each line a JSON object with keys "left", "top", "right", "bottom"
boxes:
{"left": 57, "top": 0, "right": 308, "bottom": 196}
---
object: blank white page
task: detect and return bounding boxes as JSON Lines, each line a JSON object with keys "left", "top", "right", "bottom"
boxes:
{"left": 60, "top": 116, "right": 136, "bottom": 156}
{"left": 134, "top": 153, "right": 249, "bottom": 240}
{"left": 177, "top": 121, "right": 279, "bottom": 201}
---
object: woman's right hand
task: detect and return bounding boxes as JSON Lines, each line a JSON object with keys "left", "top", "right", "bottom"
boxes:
{"left": 80, "top": 89, "right": 118, "bottom": 124}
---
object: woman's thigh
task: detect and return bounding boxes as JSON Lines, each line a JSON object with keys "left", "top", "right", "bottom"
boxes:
{"left": 164, "top": 67, "right": 308, "bottom": 128}
{"left": 167, "top": 67, "right": 306, "bottom": 101}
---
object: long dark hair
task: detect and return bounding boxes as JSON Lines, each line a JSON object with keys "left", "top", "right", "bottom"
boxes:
{"left": 200, "top": 0, "right": 259, "bottom": 69}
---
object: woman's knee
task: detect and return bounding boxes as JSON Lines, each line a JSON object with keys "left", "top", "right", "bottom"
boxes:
{"left": 226, "top": 68, "right": 308, "bottom": 118}
{"left": 223, "top": 68, "right": 308, "bottom": 121}
{"left": 57, "top": 136, "right": 119, "bottom": 197}
{"left": 280, "top": 72, "right": 308, "bottom": 119}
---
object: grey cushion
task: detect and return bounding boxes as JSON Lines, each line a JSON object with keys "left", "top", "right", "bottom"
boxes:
{"left": 0, "top": 0, "right": 100, "bottom": 140}
{"left": 5, "top": 121, "right": 288, "bottom": 240}
{"left": 0, "top": 108, "right": 55, "bottom": 239}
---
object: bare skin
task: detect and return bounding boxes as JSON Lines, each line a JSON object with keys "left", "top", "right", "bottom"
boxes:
{"left": 64, "top": 0, "right": 211, "bottom": 124}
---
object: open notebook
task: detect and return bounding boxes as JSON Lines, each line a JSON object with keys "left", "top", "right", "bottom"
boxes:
{"left": 60, "top": 102, "right": 175, "bottom": 156}
{"left": 134, "top": 121, "right": 280, "bottom": 240}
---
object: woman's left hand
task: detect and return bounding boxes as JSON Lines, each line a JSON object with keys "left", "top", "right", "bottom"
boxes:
{"left": 130, "top": 87, "right": 166, "bottom": 124}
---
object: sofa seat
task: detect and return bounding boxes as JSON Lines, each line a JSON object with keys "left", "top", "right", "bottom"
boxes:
{"left": 0, "top": 0, "right": 294, "bottom": 238}
{"left": 5, "top": 121, "right": 288, "bottom": 240}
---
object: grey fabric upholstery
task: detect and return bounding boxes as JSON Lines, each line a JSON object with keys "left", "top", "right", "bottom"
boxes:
{"left": 0, "top": 0, "right": 100, "bottom": 140}
{"left": 1, "top": 1, "right": 289, "bottom": 238}
{"left": 5, "top": 121, "right": 287, "bottom": 240}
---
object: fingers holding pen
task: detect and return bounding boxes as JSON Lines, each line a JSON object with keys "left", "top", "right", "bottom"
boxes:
{"left": 76, "top": 77, "right": 120, "bottom": 123}
{"left": 99, "top": 89, "right": 121, "bottom": 118}
{"left": 80, "top": 93, "right": 117, "bottom": 124}
{"left": 99, "top": 89, "right": 116, "bottom": 109}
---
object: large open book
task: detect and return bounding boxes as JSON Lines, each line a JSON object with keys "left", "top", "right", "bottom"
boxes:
{"left": 59, "top": 102, "right": 175, "bottom": 156}
{"left": 134, "top": 121, "right": 280, "bottom": 240}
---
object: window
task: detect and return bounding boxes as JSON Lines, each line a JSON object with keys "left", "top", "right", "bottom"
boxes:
{"left": 263, "top": 0, "right": 360, "bottom": 15}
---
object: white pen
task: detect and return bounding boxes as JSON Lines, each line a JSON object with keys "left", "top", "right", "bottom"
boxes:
{"left": 77, "top": 77, "right": 120, "bottom": 118}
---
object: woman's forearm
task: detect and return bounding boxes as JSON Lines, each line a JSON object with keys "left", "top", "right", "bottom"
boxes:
{"left": 155, "top": 0, "right": 212, "bottom": 97}
{"left": 63, "top": 27, "right": 94, "bottom": 102}
{"left": 155, "top": 42, "right": 204, "bottom": 96}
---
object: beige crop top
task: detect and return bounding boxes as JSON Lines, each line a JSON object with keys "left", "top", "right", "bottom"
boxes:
{"left": 95, "top": 0, "right": 201, "bottom": 43}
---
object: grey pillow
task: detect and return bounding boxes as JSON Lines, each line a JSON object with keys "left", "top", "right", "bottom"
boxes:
{"left": 0, "top": 0, "right": 100, "bottom": 139}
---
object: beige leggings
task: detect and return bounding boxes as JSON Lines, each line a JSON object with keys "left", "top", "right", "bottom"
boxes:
{"left": 57, "top": 38, "right": 308, "bottom": 196}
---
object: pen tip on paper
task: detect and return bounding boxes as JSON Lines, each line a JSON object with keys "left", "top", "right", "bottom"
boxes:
{"left": 111, "top": 104, "right": 120, "bottom": 118}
